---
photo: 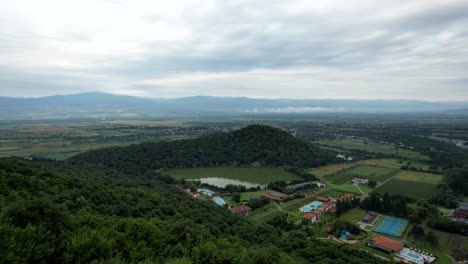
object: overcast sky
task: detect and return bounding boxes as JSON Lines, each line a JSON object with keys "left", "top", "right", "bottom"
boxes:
{"left": 1, "top": 0, "right": 468, "bottom": 101}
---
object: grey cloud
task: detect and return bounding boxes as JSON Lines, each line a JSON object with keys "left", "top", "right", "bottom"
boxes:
{"left": 0, "top": 0, "right": 468, "bottom": 100}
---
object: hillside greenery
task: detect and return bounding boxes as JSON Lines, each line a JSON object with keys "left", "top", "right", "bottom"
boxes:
{"left": 71, "top": 125, "right": 338, "bottom": 175}
{"left": 0, "top": 157, "right": 388, "bottom": 263}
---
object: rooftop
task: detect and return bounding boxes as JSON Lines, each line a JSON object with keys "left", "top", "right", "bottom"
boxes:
{"left": 230, "top": 205, "right": 251, "bottom": 214}
{"left": 371, "top": 236, "right": 405, "bottom": 252}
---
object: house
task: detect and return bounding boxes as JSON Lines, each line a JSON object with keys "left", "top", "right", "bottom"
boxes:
{"left": 369, "top": 236, "right": 405, "bottom": 253}
{"left": 304, "top": 212, "right": 319, "bottom": 223}
{"left": 313, "top": 182, "right": 326, "bottom": 188}
{"left": 352, "top": 177, "right": 369, "bottom": 185}
{"left": 454, "top": 202, "right": 468, "bottom": 218}
{"left": 317, "top": 196, "right": 329, "bottom": 202}
{"left": 327, "top": 207, "right": 337, "bottom": 215}
{"left": 261, "top": 191, "right": 289, "bottom": 201}
{"left": 304, "top": 209, "right": 323, "bottom": 223}
{"left": 339, "top": 193, "right": 355, "bottom": 202}
{"left": 230, "top": 205, "right": 252, "bottom": 217}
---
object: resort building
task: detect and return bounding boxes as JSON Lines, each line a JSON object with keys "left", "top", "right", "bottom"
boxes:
{"left": 338, "top": 193, "right": 355, "bottom": 202}
{"left": 304, "top": 210, "right": 323, "bottom": 223}
{"left": 352, "top": 177, "right": 369, "bottom": 185}
{"left": 261, "top": 191, "right": 289, "bottom": 201}
{"left": 317, "top": 196, "right": 329, "bottom": 202}
{"left": 454, "top": 202, "right": 468, "bottom": 218}
{"left": 285, "top": 181, "right": 317, "bottom": 190}
{"left": 369, "top": 236, "right": 405, "bottom": 253}
{"left": 230, "top": 205, "right": 252, "bottom": 217}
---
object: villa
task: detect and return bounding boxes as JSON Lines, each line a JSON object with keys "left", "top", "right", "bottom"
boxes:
{"left": 230, "top": 205, "right": 252, "bottom": 217}
{"left": 352, "top": 177, "right": 369, "bottom": 185}
{"left": 454, "top": 202, "right": 468, "bottom": 218}
{"left": 338, "top": 193, "right": 355, "bottom": 202}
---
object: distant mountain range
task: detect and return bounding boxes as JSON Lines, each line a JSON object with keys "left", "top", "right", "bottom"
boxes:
{"left": 1, "top": 92, "right": 468, "bottom": 120}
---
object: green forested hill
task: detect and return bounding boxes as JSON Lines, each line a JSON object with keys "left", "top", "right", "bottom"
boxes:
{"left": 70, "top": 125, "right": 338, "bottom": 175}
{"left": 0, "top": 157, "right": 386, "bottom": 263}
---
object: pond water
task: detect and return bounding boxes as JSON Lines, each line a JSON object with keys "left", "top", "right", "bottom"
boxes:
{"left": 192, "top": 177, "right": 266, "bottom": 188}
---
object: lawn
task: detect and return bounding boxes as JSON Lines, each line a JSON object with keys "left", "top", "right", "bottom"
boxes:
{"left": 168, "top": 167, "right": 299, "bottom": 184}
{"left": 373, "top": 179, "right": 439, "bottom": 200}
{"left": 339, "top": 208, "right": 366, "bottom": 224}
{"left": 406, "top": 228, "right": 466, "bottom": 264}
{"left": 324, "top": 165, "right": 397, "bottom": 185}
{"left": 393, "top": 171, "right": 443, "bottom": 184}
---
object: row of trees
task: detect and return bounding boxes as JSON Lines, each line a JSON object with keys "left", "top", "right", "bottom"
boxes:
{"left": 361, "top": 192, "right": 408, "bottom": 217}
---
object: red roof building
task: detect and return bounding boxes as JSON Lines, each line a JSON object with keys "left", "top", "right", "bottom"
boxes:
{"left": 454, "top": 202, "right": 468, "bottom": 218}
{"left": 327, "top": 207, "right": 337, "bottom": 214}
{"left": 230, "top": 205, "right": 252, "bottom": 217}
{"left": 304, "top": 212, "right": 317, "bottom": 220}
{"left": 261, "top": 191, "right": 289, "bottom": 201}
{"left": 339, "top": 193, "right": 355, "bottom": 201}
{"left": 370, "top": 236, "right": 405, "bottom": 253}
{"left": 317, "top": 196, "right": 329, "bottom": 202}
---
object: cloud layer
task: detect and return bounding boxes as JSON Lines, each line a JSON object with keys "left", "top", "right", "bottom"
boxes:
{"left": 1, "top": 0, "right": 468, "bottom": 100}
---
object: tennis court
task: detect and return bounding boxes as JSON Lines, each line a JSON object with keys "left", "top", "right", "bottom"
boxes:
{"left": 374, "top": 216, "right": 408, "bottom": 237}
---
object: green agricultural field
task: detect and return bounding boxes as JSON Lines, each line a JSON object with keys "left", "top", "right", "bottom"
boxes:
{"left": 308, "top": 163, "right": 356, "bottom": 177}
{"left": 393, "top": 171, "right": 443, "bottom": 184}
{"left": 324, "top": 165, "right": 397, "bottom": 185}
{"left": 339, "top": 208, "right": 366, "bottom": 224}
{"left": 168, "top": 167, "right": 299, "bottom": 184}
{"left": 0, "top": 121, "right": 195, "bottom": 160}
{"left": 373, "top": 179, "right": 439, "bottom": 200}
{"left": 318, "top": 139, "right": 430, "bottom": 160}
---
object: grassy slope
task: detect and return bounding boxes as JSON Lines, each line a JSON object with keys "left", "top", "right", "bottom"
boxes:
{"left": 168, "top": 167, "right": 299, "bottom": 184}
{"left": 374, "top": 179, "right": 439, "bottom": 200}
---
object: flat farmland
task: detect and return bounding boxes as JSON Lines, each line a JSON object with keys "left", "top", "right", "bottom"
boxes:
{"left": 318, "top": 139, "right": 430, "bottom": 160}
{"left": 308, "top": 163, "right": 356, "bottom": 178}
{"left": 0, "top": 121, "right": 204, "bottom": 160}
{"left": 168, "top": 167, "right": 299, "bottom": 184}
{"left": 374, "top": 179, "right": 439, "bottom": 200}
{"left": 393, "top": 171, "right": 443, "bottom": 184}
{"left": 339, "top": 208, "right": 366, "bottom": 224}
{"left": 324, "top": 165, "right": 397, "bottom": 184}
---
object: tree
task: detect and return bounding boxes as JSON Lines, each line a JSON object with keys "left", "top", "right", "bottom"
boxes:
{"left": 426, "top": 231, "right": 439, "bottom": 248}
{"left": 410, "top": 225, "right": 425, "bottom": 239}
{"left": 368, "top": 180, "right": 377, "bottom": 188}
{"left": 232, "top": 193, "right": 241, "bottom": 203}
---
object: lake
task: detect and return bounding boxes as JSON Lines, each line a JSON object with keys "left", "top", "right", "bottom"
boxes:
{"left": 193, "top": 177, "right": 266, "bottom": 188}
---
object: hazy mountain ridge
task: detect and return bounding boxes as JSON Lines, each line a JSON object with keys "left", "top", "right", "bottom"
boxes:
{"left": 1, "top": 92, "right": 468, "bottom": 119}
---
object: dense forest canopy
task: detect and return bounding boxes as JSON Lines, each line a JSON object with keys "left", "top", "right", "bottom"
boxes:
{"left": 0, "top": 157, "right": 386, "bottom": 263}
{"left": 71, "top": 125, "right": 338, "bottom": 175}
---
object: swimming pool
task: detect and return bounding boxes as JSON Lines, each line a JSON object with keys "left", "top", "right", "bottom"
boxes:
{"left": 300, "top": 201, "right": 323, "bottom": 212}
{"left": 406, "top": 253, "right": 420, "bottom": 260}
{"left": 213, "top": 197, "right": 225, "bottom": 206}
{"left": 200, "top": 189, "right": 214, "bottom": 196}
